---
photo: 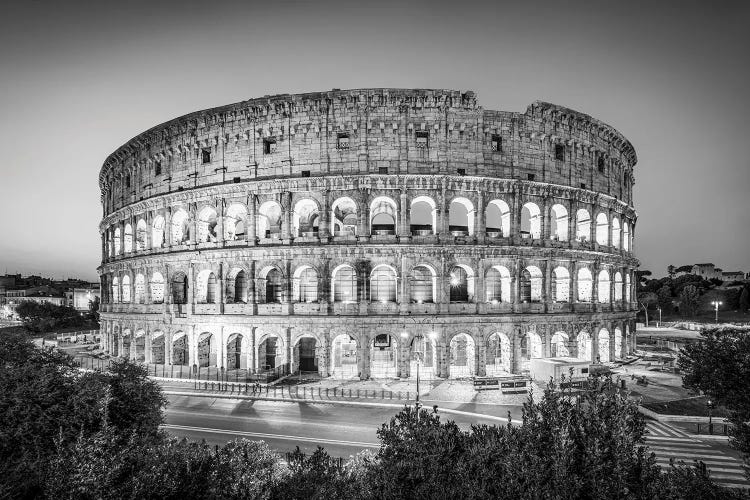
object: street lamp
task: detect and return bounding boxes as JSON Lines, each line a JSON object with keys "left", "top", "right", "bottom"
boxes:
{"left": 706, "top": 398, "right": 716, "bottom": 433}
{"left": 401, "top": 317, "right": 435, "bottom": 421}
{"left": 710, "top": 301, "right": 722, "bottom": 323}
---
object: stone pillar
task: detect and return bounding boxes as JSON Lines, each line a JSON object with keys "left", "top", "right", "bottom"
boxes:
{"left": 250, "top": 327, "right": 257, "bottom": 373}
{"left": 165, "top": 208, "right": 173, "bottom": 247}
{"left": 568, "top": 201, "right": 576, "bottom": 243}
{"left": 358, "top": 190, "right": 370, "bottom": 241}
{"left": 247, "top": 195, "right": 257, "bottom": 245}
{"left": 216, "top": 201, "right": 225, "bottom": 245}
{"left": 544, "top": 258, "right": 552, "bottom": 311}
{"left": 319, "top": 189, "right": 330, "bottom": 240}
{"left": 606, "top": 209, "right": 613, "bottom": 247}
{"left": 513, "top": 258, "right": 521, "bottom": 309}
{"left": 281, "top": 192, "right": 292, "bottom": 241}
{"left": 570, "top": 261, "right": 577, "bottom": 303}
{"left": 475, "top": 191, "right": 485, "bottom": 242}
{"left": 398, "top": 191, "right": 409, "bottom": 239}
{"left": 589, "top": 206, "right": 596, "bottom": 244}
{"left": 542, "top": 198, "right": 551, "bottom": 241}
{"left": 145, "top": 330, "right": 153, "bottom": 364}
{"left": 476, "top": 335, "right": 486, "bottom": 377}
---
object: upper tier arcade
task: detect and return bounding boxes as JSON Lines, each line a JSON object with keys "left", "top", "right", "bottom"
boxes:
{"left": 98, "top": 89, "right": 637, "bottom": 216}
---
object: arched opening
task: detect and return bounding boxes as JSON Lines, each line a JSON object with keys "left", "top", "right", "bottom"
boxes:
{"left": 224, "top": 203, "right": 247, "bottom": 241}
{"left": 294, "top": 336, "right": 318, "bottom": 373}
{"left": 614, "top": 327, "right": 623, "bottom": 360}
{"left": 264, "top": 268, "right": 283, "bottom": 303}
{"left": 150, "top": 272, "right": 165, "bottom": 304}
{"left": 121, "top": 275, "right": 131, "bottom": 303}
{"left": 111, "top": 277, "right": 120, "bottom": 303}
{"left": 410, "top": 265, "right": 436, "bottom": 303}
{"left": 112, "top": 328, "right": 120, "bottom": 356}
{"left": 485, "top": 200, "right": 510, "bottom": 237}
{"left": 449, "top": 333, "right": 475, "bottom": 378}
{"left": 171, "top": 209, "right": 190, "bottom": 244}
{"left": 197, "top": 332, "right": 216, "bottom": 367}
{"left": 485, "top": 266, "right": 511, "bottom": 303}
{"left": 152, "top": 215, "right": 165, "bottom": 248}
{"left": 171, "top": 332, "right": 188, "bottom": 365}
{"left": 370, "top": 196, "right": 397, "bottom": 235}
{"left": 595, "top": 213, "right": 609, "bottom": 246}
{"left": 171, "top": 272, "right": 188, "bottom": 304}
{"left": 121, "top": 330, "right": 132, "bottom": 359}
{"left": 151, "top": 332, "right": 165, "bottom": 364}
{"left": 623, "top": 221, "right": 630, "bottom": 251}
{"left": 257, "top": 201, "right": 282, "bottom": 239}
{"left": 370, "top": 334, "right": 398, "bottom": 378}
{"left": 124, "top": 223, "right": 133, "bottom": 253}
{"left": 226, "top": 333, "right": 244, "bottom": 370}
{"left": 331, "top": 197, "right": 358, "bottom": 236}
{"left": 226, "top": 268, "right": 247, "bottom": 303}
{"left": 577, "top": 268, "right": 593, "bottom": 302}
{"left": 550, "top": 204, "right": 569, "bottom": 241}
{"left": 611, "top": 217, "right": 621, "bottom": 249}
{"left": 598, "top": 329, "right": 610, "bottom": 363}
{"left": 449, "top": 197, "right": 475, "bottom": 235}
{"left": 113, "top": 228, "right": 121, "bottom": 255}
{"left": 332, "top": 265, "right": 357, "bottom": 303}
{"left": 410, "top": 196, "right": 437, "bottom": 235}
{"left": 577, "top": 331, "right": 592, "bottom": 361}
{"left": 134, "top": 330, "right": 146, "bottom": 362}
{"left": 135, "top": 219, "right": 148, "bottom": 250}
{"left": 371, "top": 265, "right": 397, "bottom": 303}
{"left": 197, "top": 206, "right": 218, "bottom": 243}
{"left": 293, "top": 266, "right": 318, "bottom": 303}
{"left": 449, "top": 265, "right": 474, "bottom": 303}
{"left": 575, "top": 209, "right": 591, "bottom": 242}
{"left": 520, "top": 266, "right": 542, "bottom": 303}
{"left": 614, "top": 272, "right": 623, "bottom": 302}
{"left": 133, "top": 274, "right": 146, "bottom": 304}
{"left": 409, "top": 334, "right": 436, "bottom": 379}
{"left": 331, "top": 334, "right": 358, "bottom": 379}
{"left": 520, "top": 202, "right": 541, "bottom": 239}
{"left": 292, "top": 199, "right": 320, "bottom": 237}
{"left": 258, "top": 335, "right": 283, "bottom": 371}
{"left": 195, "top": 270, "right": 218, "bottom": 304}
{"left": 486, "top": 332, "right": 511, "bottom": 375}
{"left": 551, "top": 332, "right": 570, "bottom": 357}
{"left": 520, "top": 331, "right": 543, "bottom": 371}
{"left": 552, "top": 267, "right": 570, "bottom": 302}
{"left": 598, "top": 270, "right": 611, "bottom": 303}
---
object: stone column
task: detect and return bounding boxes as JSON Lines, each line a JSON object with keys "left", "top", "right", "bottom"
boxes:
{"left": 145, "top": 330, "right": 153, "bottom": 364}
{"left": 475, "top": 191, "right": 485, "bottom": 243}
{"left": 281, "top": 192, "right": 292, "bottom": 241}
{"left": 358, "top": 190, "right": 370, "bottom": 241}
{"left": 398, "top": 191, "right": 409, "bottom": 239}
{"left": 606, "top": 209, "right": 613, "bottom": 247}
{"left": 513, "top": 258, "right": 521, "bottom": 310}
{"left": 319, "top": 189, "right": 330, "bottom": 241}
{"left": 247, "top": 195, "right": 257, "bottom": 245}
{"left": 165, "top": 208, "right": 173, "bottom": 247}
{"left": 568, "top": 201, "right": 576, "bottom": 243}
{"left": 542, "top": 198, "right": 551, "bottom": 241}
{"left": 544, "top": 258, "right": 552, "bottom": 311}
{"left": 591, "top": 323, "right": 600, "bottom": 363}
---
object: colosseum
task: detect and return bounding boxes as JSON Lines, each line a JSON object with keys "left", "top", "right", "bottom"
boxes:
{"left": 97, "top": 88, "right": 638, "bottom": 381}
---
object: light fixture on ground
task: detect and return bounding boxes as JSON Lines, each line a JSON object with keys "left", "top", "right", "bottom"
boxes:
{"left": 710, "top": 301, "right": 722, "bottom": 323}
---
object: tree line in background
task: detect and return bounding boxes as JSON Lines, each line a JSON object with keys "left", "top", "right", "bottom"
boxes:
{"left": 13, "top": 297, "right": 99, "bottom": 333}
{"left": 636, "top": 269, "right": 750, "bottom": 321}
{"left": 1, "top": 331, "right": 745, "bottom": 499}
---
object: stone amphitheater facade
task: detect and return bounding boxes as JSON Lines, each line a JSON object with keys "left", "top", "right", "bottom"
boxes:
{"left": 98, "top": 88, "right": 639, "bottom": 380}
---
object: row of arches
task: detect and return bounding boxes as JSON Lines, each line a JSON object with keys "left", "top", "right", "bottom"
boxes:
{"left": 106, "top": 195, "right": 633, "bottom": 257}
{"left": 103, "top": 324, "right": 631, "bottom": 378}
{"left": 107, "top": 263, "right": 632, "bottom": 306}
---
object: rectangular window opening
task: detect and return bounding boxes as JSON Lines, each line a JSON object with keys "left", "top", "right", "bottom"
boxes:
{"left": 336, "top": 133, "right": 350, "bottom": 150}
{"left": 201, "top": 148, "right": 211, "bottom": 164}
{"left": 233, "top": 177, "right": 241, "bottom": 183}
{"left": 154, "top": 162, "right": 162, "bottom": 176}
{"left": 580, "top": 183, "right": 587, "bottom": 189}
{"left": 457, "top": 168, "right": 466, "bottom": 176}
{"left": 415, "top": 131, "right": 429, "bottom": 149}
{"left": 555, "top": 144, "right": 565, "bottom": 161}
{"left": 263, "top": 138, "right": 277, "bottom": 155}
{"left": 301, "top": 170, "right": 310, "bottom": 177}
{"left": 597, "top": 157, "right": 605, "bottom": 173}
{"left": 527, "top": 173, "right": 536, "bottom": 181}
{"left": 378, "top": 167, "right": 388, "bottom": 174}
{"left": 491, "top": 134, "right": 503, "bottom": 152}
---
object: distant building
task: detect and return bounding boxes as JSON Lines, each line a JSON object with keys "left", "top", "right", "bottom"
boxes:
{"left": 691, "top": 264, "right": 723, "bottom": 280}
{"left": 722, "top": 271, "right": 745, "bottom": 282}
{"left": 65, "top": 285, "right": 101, "bottom": 311}
{"left": 6, "top": 286, "right": 65, "bottom": 307}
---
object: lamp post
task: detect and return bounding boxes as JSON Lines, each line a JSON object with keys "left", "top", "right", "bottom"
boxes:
{"left": 710, "top": 301, "right": 722, "bottom": 323}
{"left": 401, "top": 316, "right": 435, "bottom": 421}
{"left": 657, "top": 307, "right": 661, "bottom": 328}
{"left": 706, "top": 399, "right": 716, "bottom": 434}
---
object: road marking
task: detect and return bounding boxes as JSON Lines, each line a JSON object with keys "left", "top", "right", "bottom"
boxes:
{"left": 163, "top": 423, "right": 380, "bottom": 448}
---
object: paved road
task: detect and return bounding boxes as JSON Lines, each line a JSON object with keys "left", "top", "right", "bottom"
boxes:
{"left": 645, "top": 421, "right": 748, "bottom": 489}
{"left": 164, "top": 395, "right": 504, "bottom": 457}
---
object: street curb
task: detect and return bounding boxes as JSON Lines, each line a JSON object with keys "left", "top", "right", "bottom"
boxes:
{"left": 163, "top": 390, "right": 519, "bottom": 424}
{"left": 639, "top": 405, "right": 728, "bottom": 424}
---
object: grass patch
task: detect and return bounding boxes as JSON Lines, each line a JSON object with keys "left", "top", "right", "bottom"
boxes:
{"left": 642, "top": 396, "right": 731, "bottom": 418}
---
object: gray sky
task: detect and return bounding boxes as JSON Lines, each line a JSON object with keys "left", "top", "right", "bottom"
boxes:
{"left": 1, "top": 0, "right": 748, "bottom": 281}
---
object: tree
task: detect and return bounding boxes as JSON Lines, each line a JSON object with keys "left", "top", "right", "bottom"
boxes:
{"left": 638, "top": 291, "right": 658, "bottom": 325}
{"left": 679, "top": 285, "right": 701, "bottom": 318}
{"left": 657, "top": 284, "right": 673, "bottom": 312}
{"left": 679, "top": 327, "right": 750, "bottom": 475}
{"left": 668, "top": 265, "right": 676, "bottom": 279}
{"left": 740, "top": 287, "right": 750, "bottom": 312}
{"left": 0, "top": 332, "right": 166, "bottom": 497}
